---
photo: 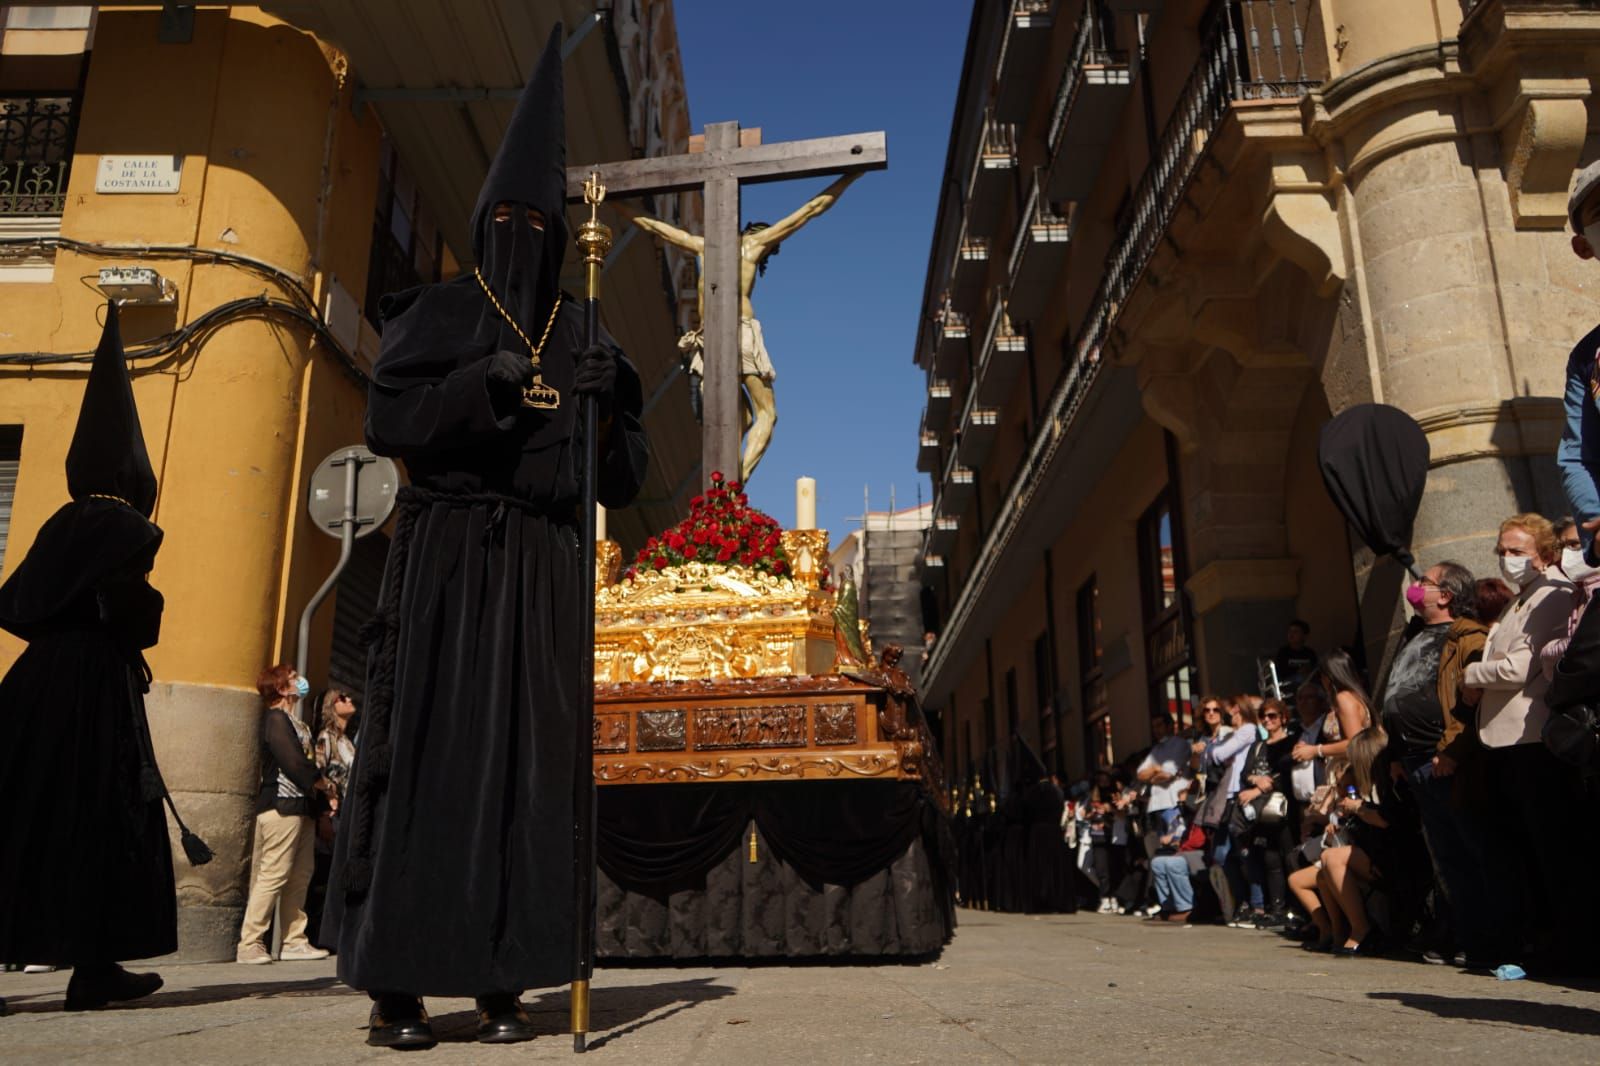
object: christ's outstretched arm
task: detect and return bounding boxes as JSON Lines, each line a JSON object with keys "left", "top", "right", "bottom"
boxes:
{"left": 749, "top": 172, "right": 860, "bottom": 248}
{"left": 613, "top": 199, "right": 704, "bottom": 254}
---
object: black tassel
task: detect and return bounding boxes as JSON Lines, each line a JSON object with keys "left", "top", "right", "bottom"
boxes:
{"left": 180, "top": 828, "right": 214, "bottom": 866}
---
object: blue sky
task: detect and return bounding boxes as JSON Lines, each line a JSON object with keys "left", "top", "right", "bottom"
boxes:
{"left": 672, "top": 1, "right": 971, "bottom": 537}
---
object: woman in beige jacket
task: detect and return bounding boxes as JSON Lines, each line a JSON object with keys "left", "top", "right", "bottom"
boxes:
{"left": 1460, "top": 513, "right": 1580, "bottom": 970}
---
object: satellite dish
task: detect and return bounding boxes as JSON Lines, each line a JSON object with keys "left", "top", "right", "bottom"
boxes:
{"left": 306, "top": 446, "right": 399, "bottom": 539}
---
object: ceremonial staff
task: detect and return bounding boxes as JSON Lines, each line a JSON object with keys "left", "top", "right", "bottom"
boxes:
{"left": 570, "top": 171, "right": 610, "bottom": 1054}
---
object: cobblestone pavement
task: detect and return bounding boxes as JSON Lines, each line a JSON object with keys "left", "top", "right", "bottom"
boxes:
{"left": 4, "top": 910, "right": 1600, "bottom": 1063}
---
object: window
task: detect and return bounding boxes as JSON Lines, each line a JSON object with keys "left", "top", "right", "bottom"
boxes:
{"left": 0, "top": 426, "right": 20, "bottom": 571}
{"left": 1034, "top": 632, "right": 1057, "bottom": 769}
{"left": 0, "top": 92, "right": 80, "bottom": 217}
{"left": 1077, "top": 575, "right": 1111, "bottom": 769}
{"left": 1139, "top": 491, "right": 1197, "bottom": 730}
{"left": 365, "top": 136, "right": 444, "bottom": 325}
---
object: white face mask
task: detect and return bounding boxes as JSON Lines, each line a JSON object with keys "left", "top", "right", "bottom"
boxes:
{"left": 1499, "top": 553, "right": 1535, "bottom": 589}
{"left": 1564, "top": 546, "right": 1596, "bottom": 582}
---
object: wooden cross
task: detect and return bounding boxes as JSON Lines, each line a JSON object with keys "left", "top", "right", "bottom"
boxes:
{"left": 566, "top": 121, "right": 887, "bottom": 489}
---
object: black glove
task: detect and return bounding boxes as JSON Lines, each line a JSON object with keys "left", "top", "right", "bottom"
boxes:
{"left": 486, "top": 349, "right": 537, "bottom": 407}
{"left": 573, "top": 342, "right": 619, "bottom": 416}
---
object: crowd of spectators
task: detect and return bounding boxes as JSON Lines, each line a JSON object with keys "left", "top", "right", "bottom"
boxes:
{"left": 1042, "top": 515, "right": 1600, "bottom": 975}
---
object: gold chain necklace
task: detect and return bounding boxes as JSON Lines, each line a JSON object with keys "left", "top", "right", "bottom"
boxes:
{"left": 474, "top": 267, "right": 563, "bottom": 410}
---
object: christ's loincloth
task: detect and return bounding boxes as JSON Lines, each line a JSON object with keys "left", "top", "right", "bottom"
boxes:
{"left": 678, "top": 316, "right": 777, "bottom": 383}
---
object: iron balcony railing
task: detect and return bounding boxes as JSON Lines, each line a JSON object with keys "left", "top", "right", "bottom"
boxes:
{"left": 980, "top": 115, "right": 1019, "bottom": 167}
{"left": 1046, "top": 1, "right": 1127, "bottom": 156}
{"left": 936, "top": 305, "right": 969, "bottom": 340}
{"left": 0, "top": 94, "right": 78, "bottom": 216}
{"left": 1064, "top": 0, "right": 1318, "bottom": 404}
{"left": 925, "top": 0, "right": 1324, "bottom": 688}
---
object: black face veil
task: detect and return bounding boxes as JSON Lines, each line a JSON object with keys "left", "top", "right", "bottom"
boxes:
{"left": 471, "top": 23, "right": 569, "bottom": 353}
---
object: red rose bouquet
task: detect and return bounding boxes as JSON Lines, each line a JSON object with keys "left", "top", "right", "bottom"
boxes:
{"left": 626, "top": 472, "right": 790, "bottom": 580}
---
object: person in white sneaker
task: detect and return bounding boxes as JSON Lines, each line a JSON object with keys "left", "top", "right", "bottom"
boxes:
{"left": 237, "top": 665, "right": 336, "bottom": 964}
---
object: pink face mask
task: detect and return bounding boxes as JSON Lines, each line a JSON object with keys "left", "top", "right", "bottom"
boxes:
{"left": 1405, "top": 583, "right": 1428, "bottom": 609}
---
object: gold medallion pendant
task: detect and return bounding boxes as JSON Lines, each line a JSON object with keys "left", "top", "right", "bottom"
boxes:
{"left": 474, "top": 266, "right": 563, "bottom": 411}
{"left": 523, "top": 376, "right": 561, "bottom": 410}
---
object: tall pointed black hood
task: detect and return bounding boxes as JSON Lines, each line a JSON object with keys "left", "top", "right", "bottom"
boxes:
{"left": 66, "top": 301, "right": 158, "bottom": 518}
{"left": 0, "top": 301, "right": 162, "bottom": 640}
{"left": 471, "top": 23, "right": 568, "bottom": 353}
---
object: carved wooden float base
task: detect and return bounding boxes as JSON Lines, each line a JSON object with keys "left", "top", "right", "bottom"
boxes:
{"left": 592, "top": 674, "right": 926, "bottom": 787}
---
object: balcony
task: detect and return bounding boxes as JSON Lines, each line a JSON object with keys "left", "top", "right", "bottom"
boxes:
{"left": 956, "top": 392, "right": 1000, "bottom": 466}
{"left": 1045, "top": 4, "right": 1132, "bottom": 203}
{"left": 941, "top": 458, "right": 976, "bottom": 514}
{"left": 1008, "top": 169, "right": 1074, "bottom": 325}
{"left": 928, "top": 512, "right": 961, "bottom": 554}
{"left": 951, "top": 233, "right": 990, "bottom": 310}
{"left": 965, "top": 113, "right": 1018, "bottom": 238}
{"left": 918, "top": 426, "right": 942, "bottom": 474}
{"left": 927, "top": 376, "right": 954, "bottom": 422}
{"left": 975, "top": 295, "right": 1029, "bottom": 408}
{"left": 994, "top": 1, "right": 1057, "bottom": 124}
{"left": 934, "top": 303, "right": 969, "bottom": 376}
{"left": 1, "top": 94, "right": 78, "bottom": 217}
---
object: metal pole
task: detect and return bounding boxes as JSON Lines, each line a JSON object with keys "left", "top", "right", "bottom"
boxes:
{"left": 571, "top": 173, "right": 612, "bottom": 1054}
{"left": 295, "top": 450, "right": 362, "bottom": 678}
{"left": 278, "top": 449, "right": 362, "bottom": 959}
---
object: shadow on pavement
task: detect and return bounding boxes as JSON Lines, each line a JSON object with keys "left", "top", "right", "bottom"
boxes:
{"left": 0, "top": 975, "right": 354, "bottom": 1014}
{"left": 427, "top": 978, "right": 736, "bottom": 1047}
{"left": 1369, "top": 992, "right": 1600, "bottom": 1036}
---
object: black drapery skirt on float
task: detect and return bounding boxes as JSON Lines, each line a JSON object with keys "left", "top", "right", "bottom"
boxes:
{"left": 0, "top": 629, "right": 175, "bottom": 965}
{"left": 594, "top": 781, "right": 954, "bottom": 958}
{"left": 323, "top": 500, "right": 585, "bottom": 997}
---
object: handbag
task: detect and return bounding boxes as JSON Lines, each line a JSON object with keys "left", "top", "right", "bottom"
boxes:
{"left": 1543, "top": 702, "right": 1600, "bottom": 768}
{"left": 1197, "top": 778, "right": 1230, "bottom": 829}
{"left": 1253, "top": 790, "right": 1289, "bottom": 826}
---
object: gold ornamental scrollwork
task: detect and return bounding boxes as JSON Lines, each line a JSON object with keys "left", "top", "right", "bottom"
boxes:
{"left": 593, "top": 751, "right": 901, "bottom": 784}
{"left": 595, "top": 554, "right": 836, "bottom": 683}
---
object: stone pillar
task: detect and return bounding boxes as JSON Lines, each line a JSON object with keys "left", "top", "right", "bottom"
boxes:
{"left": 1312, "top": 17, "right": 1595, "bottom": 665}
{"left": 147, "top": 683, "right": 260, "bottom": 962}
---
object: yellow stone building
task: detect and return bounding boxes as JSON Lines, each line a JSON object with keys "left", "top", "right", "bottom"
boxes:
{"left": 916, "top": 0, "right": 1600, "bottom": 786}
{"left": 0, "top": 2, "right": 701, "bottom": 958}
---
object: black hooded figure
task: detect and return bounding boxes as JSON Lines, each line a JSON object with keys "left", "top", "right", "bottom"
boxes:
{"left": 0, "top": 302, "right": 177, "bottom": 1010}
{"left": 321, "top": 25, "right": 648, "bottom": 1049}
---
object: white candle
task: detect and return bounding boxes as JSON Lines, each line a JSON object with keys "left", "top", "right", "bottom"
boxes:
{"left": 795, "top": 477, "right": 817, "bottom": 530}
{"left": 596, "top": 503, "right": 607, "bottom": 543}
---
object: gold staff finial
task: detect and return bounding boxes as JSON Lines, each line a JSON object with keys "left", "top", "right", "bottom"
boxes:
{"left": 576, "top": 170, "right": 612, "bottom": 301}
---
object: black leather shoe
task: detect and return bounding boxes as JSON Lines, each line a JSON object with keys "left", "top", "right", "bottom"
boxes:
{"left": 367, "top": 994, "right": 436, "bottom": 1050}
{"left": 64, "top": 963, "right": 163, "bottom": 1011}
{"left": 476, "top": 993, "right": 536, "bottom": 1044}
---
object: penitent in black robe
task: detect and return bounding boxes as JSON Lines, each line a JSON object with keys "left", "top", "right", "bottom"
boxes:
{"left": 322, "top": 278, "right": 648, "bottom": 998}
{"left": 0, "top": 502, "right": 175, "bottom": 965}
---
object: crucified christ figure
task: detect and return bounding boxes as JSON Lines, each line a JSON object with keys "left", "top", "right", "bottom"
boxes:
{"left": 615, "top": 172, "right": 859, "bottom": 483}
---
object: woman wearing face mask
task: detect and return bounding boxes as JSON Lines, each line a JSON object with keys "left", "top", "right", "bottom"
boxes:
{"left": 1461, "top": 513, "right": 1581, "bottom": 971}
{"left": 1538, "top": 517, "right": 1600, "bottom": 678}
{"left": 236, "top": 664, "right": 337, "bottom": 965}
